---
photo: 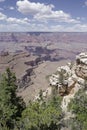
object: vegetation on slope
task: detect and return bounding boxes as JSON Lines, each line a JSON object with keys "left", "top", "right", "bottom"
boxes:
{"left": 68, "top": 88, "right": 87, "bottom": 130}
{"left": 0, "top": 68, "right": 25, "bottom": 129}
{"left": 21, "top": 96, "right": 63, "bottom": 130}
{"left": 0, "top": 68, "right": 87, "bottom": 130}
{"left": 0, "top": 68, "right": 63, "bottom": 130}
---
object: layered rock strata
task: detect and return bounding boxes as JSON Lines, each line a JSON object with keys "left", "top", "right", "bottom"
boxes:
{"left": 0, "top": 51, "right": 42, "bottom": 90}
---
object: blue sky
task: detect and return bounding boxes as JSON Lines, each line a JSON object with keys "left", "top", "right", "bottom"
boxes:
{"left": 0, "top": 0, "right": 87, "bottom": 32}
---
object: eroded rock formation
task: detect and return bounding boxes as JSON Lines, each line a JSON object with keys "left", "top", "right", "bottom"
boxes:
{"left": 76, "top": 52, "right": 87, "bottom": 79}
{"left": 49, "top": 52, "right": 87, "bottom": 95}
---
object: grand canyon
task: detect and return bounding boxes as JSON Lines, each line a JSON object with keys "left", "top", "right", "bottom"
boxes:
{"left": 0, "top": 32, "right": 87, "bottom": 103}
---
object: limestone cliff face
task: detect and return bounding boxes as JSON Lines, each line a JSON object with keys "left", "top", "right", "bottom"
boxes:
{"left": 49, "top": 52, "right": 87, "bottom": 95}
{"left": 34, "top": 53, "right": 87, "bottom": 101}
{"left": 76, "top": 52, "right": 87, "bottom": 79}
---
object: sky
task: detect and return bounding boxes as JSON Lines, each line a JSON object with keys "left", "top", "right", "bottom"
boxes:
{"left": 0, "top": 0, "right": 87, "bottom": 32}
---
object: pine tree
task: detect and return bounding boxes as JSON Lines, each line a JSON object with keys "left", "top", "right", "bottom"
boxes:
{"left": 21, "top": 95, "right": 62, "bottom": 130}
{"left": 0, "top": 68, "right": 25, "bottom": 129}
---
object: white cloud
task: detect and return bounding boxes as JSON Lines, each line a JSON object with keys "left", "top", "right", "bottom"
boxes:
{"left": 0, "top": 11, "right": 86, "bottom": 32}
{"left": 16, "top": 0, "right": 54, "bottom": 15}
{"left": 74, "top": 24, "right": 86, "bottom": 31}
{"left": 34, "top": 10, "right": 79, "bottom": 23}
{"left": 9, "top": 6, "right": 15, "bottom": 10}
{"left": 85, "top": 1, "right": 87, "bottom": 6}
{"left": 40, "top": 24, "right": 87, "bottom": 32}
{"left": 16, "top": 0, "right": 79, "bottom": 24}
{"left": 56, "top": 24, "right": 87, "bottom": 32}
{"left": 0, "top": 12, "right": 7, "bottom": 20}
{"left": 0, "top": 20, "right": 87, "bottom": 32}
{"left": 7, "top": 17, "right": 30, "bottom": 24}
{"left": 0, "top": 23, "right": 26, "bottom": 32}
{"left": 0, "top": 22, "right": 47, "bottom": 32}
{"left": 0, "top": 12, "right": 30, "bottom": 25}
{"left": 0, "top": 0, "right": 5, "bottom": 2}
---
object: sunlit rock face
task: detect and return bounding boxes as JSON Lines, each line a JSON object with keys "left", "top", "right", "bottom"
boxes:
{"left": 49, "top": 52, "right": 87, "bottom": 95}
{"left": 76, "top": 52, "right": 87, "bottom": 79}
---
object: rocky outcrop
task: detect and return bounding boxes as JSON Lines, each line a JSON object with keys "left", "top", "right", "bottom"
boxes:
{"left": 76, "top": 52, "right": 87, "bottom": 79}
{"left": 33, "top": 52, "right": 87, "bottom": 130}
{"left": 49, "top": 52, "right": 87, "bottom": 95}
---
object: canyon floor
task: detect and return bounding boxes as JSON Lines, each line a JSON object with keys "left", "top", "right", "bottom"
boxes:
{"left": 18, "top": 60, "right": 69, "bottom": 104}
